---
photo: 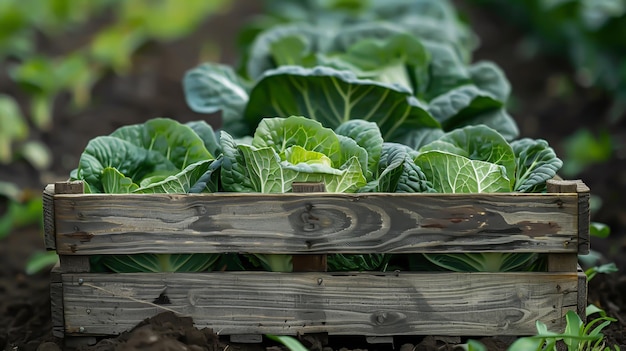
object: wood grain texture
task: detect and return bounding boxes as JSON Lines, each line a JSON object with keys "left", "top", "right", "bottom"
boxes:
{"left": 576, "top": 186, "right": 591, "bottom": 255}
{"left": 59, "top": 256, "right": 90, "bottom": 273}
{"left": 577, "top": 267, "right": 588, "bottom": 322}
{"left": 60, "top": 271, "right": 579, "bottom": 337}
{"left": 50, "top": 265, "right": 64, "bottom": 338}
{"left": 547, "top": 254, "right": 578, "bottom": 272}
{"left": 55, "top": 181, "right": 84, "bottom": 194}
{"left": 43, "top": 184, "right": 56, "bottom": 250}
{"left": 53, "top": 192, "right": 581, "bottom": 255}
{"left": 547, "top": 179, "right": 590, "bottom": 255}
{"left": 292, "top": 182, "right": 327, "bottom": 272}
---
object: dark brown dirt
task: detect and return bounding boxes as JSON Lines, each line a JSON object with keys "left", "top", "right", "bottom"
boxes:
{"left": 1, "top": 2, "right": 625, "bottom": 351}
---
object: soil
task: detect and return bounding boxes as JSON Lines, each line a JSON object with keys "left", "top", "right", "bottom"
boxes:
{"left": 1, "top": 2, "right": 625, "bottom": 351}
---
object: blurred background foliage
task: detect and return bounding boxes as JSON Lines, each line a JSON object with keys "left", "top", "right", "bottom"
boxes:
{"left": 0, "top": 0, "right": 234, "bottom": 270}
{"left": 0, "top": 0, "right": 231, "bottom": 166}
{"left": 0, "top": 0, "right": 624, "bottom": 274}
{"left": 468, "top": 0, "right": 623, "bottom": 184}
{"left": 472, "top": 0, "right": 626, "bottom": 123}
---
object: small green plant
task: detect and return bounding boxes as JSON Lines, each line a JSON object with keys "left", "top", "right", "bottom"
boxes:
{"left": 519, "top": 306, "right": 617, "bottom": 350}
{"left": 0, "top": 95, "right": 28, "bottom": 164}
{"left": 471, "top": 0, "right": 626, "bottom": 123}
{"left": 561, "top": 129, "right": 613, "bottom": 178}
{"left": 1, "top": 0, "right": 232, "bottom": 131}
{"left": 266, "top": 334, "right": 309, "bottom": 351}
{"left": 578, "top": 222, "right": 619, "bottom": 282}
{"left": 585, "top": 263, "right": 619, "bottom": 281}
{"left": 0, "top": 182, "right": 42, "bottom": 240}
{"left": 463, "top": 305, "right": 618, "bottom": 351}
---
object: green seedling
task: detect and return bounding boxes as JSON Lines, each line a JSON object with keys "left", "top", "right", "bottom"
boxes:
{"left": 26, "top": 251, "right": 58, "bottom": 275}
{"left": 507, "top": 306, "right": 618, "bottom": 351}
{"left": 0, "top": 185, "right": 43, "bottom": 240}
{"left": 266, "top": 334, "right": 309, "bottom": 351}
{"left": 0, "top": 94, "right": 28, "bottom": 164}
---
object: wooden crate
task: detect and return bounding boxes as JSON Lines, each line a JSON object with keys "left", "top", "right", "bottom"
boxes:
{"left": 43, "top": 179, "right": 589, "bottom": 342}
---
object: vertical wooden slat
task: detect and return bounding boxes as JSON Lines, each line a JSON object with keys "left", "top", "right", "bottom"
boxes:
{"left": 50, "top": 182, "right": 88, "bottom": 340}
{"left": 55, "top": 181, "right": 90, "bottom": 273}
{"left": 546, "top": 180, "right": 581, "bottom": 272}
{"left": 577, "top": 266, "right": 588, "bottom": 323}
{"left": 292, "top": 182, "right": 327, "bottom": 272}
{"left": 230, "top": 182, "right": 328, "bottom": 343}
{"left": 546, "top": 179, "right": 589, "bottom": 323}
{"left": 43, "top": 184, "right": 56, "bottom": 250}
{"left": 50, "top": 264, "right": 64, "bottom": 338}
{"left": 575, "top": 181, "right": 591, "bottom": 255}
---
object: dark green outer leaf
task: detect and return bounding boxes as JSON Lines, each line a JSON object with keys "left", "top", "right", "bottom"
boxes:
{"left": 100, "top": 253, "right": 220, "bottom": 273}
{"left": 220, "top": 131, "right": 257, "bottom": 192}
{"left": 469, "top": 61, "right": 511, "bottom": 102}
{"left": 361, "top": 142, "right": 434, "bottom": 193}
{"left": 426, "top": 85, "right": 519, "bottom": 141}
{"left": 511, "top": 138, "right": 563, "bottom": 192}
{"left": 462, "top": 108, "right": 519, "bottom": 141}
{"left": 183, "top": 63, "right": 250, "bottom": 136}
{"left": 395, "top": 128, "right": 444, "bottom": 150}
{"left": 78, "top": 136, "right": 176, "bottom": 193}
{"left": 421, "top": 41, "right": 471, "bottom": 100}
{"left": 110, "top": 118, "right": 214, "bottom": 168}
{"left": 184, "top": 63, "right": 248, "bottom": 114}
{"left": 244, "top": 65, "right": 440, "bottom": 142}
{"left": 327, "top": 254, "right": 390, "bottom": 271}
{"left": 246, "top": 23, "right": 323, "bottom": 79}
{"left": 427, "top": 85, "right": 502, "bottom": 127}
{"left": 328, "top": 22, "right": 407, "bottom": 52}
{"left": 423, "top": 252, "right": 539, "bottom": 272}
{"left": 135, "top": 160, "right": 217, "bottom": 194}
{"left": 186, "top": 120, "right": 221, "bottom": 157}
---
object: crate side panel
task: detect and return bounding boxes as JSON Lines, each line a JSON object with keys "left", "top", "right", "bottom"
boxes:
{"left": 62, "top": 271, "right": 578, "bottom": 337}
{"left": 43, "top": 185, "right": 56, "bottom": 250}
{"left": 55, "top": 193, "right": 579, "bottom": 255}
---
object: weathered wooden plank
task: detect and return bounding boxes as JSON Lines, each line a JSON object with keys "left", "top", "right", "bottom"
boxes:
{"left": 61, "top": 271, "right": 579, "bottom": 337}
{"left": 59, "top": 255, "right": 91, "bottom": 273}
{"left": 292, "top": 182, "right": 327, "bottom": 272}
{"left": 547, "top": 179, "right": 590, "bottom": 255}
{"left": 548, "top": 254, "right": 578, "bottom": 272}
{"left": 55, "top": 181, "right": 84, "bottom": 194}
{"left": 53, "top": 192, "right": 580, "bottom": 255}
{"left": 53, "top": 182, "right": 91, "bottom": 273}
{"left": 546, "top": 181, "right": 585, "bottom": 273}
{"left": 576, "top": 182, "right": 590, "bottom": 255}
{"left": 577, "top": 266, "right": 588, "bottom": 322}
{"left": 50, "top": 265, "right": 64, "bottom": 338}
{"left": 43, "top": 184, "right": 56, "bottom": 250}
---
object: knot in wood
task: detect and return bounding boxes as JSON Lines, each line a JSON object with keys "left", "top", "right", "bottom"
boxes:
{"left": 301, "top": 204, "right": 320, "bottom": 232}
{"left": 375, "top": 312, "right": 388, "bottom": 325}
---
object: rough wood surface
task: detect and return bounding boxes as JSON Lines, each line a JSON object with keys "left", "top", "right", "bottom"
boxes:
{"left": 55, "top": 181, "right": 84, "bottom": 194}
{"left": 292, "top": 182, "right": 327, "bottom": 272}
{"left": 53, "top": 192, "right": 581, "bottom": 255}
{"left": 60, "top": 271, "right": 579, "bottom": 337}
{"left": 59, "top": 256, "right": 91, "bottom": 273}
{"left": 43, "top": 184, "right": 56, "bottom": 250}
{"left": 50, "top": 265, "right": 64, "bottom": 338}
{"left": 576, "top": 184, "right": 591, "bottom": 255}
{"left": 547, "top": 254, "right": 579, "bottom": 272}
{"left": 577, "top": 266, "right": 588, "bottom": 322}
{"left": 547, "top": 179, "right": 590, "bottom": 254}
